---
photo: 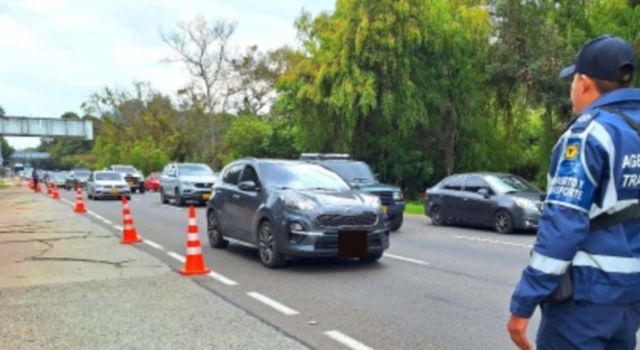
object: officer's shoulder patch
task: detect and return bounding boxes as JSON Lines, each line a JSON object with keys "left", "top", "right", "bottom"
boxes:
{"left": 575, "top": 113, "right": 593, "bottom": 124}
{"left": 565, "top": 143, "right": 579, "bottom": 160}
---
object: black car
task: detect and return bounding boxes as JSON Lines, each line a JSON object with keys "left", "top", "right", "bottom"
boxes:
{"left": 300, "top": 153, "right": 405, "bottom": 231}
{"left": 424, "top": 172, "right": 544, "bottom": 233}
{"left": 64, "top": 168, "right": 91, "bottom": 190}
{"left": 108, "top": 165, "right": 145, "bottom": 193}
{"left": 207, "top": 159, "right": 390, "bottom": 268}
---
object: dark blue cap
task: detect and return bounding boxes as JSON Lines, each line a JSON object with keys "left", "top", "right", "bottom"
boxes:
{"left": 559, "top": 35, "right": 635, "bottom": 82}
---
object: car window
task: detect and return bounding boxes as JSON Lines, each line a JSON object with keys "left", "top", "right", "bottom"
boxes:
{"left": 321, "top": 160, "right": 376, "bottom": 184}
{"left": 485, "top": 174, "right": 540, "bottom": 194}
{"left": 95, "top": 172, "right": 122, "bottom": 181}
{"left": 259, "top": 162, "right": 350, "bottom": 191}
{"left": 163, "top": 164, "right": 172, "bottom": 174}
{"left": 223, "top": 164, "right": 243, "bottom": 185}
{"left": 240, "top": 165, "right": 260, "bottom": 185}
{"left": 178, "top": 164, "right": 214, "bottom": 176}
{"left": 465, "top": 175, "right": 490, "bottom": 193}
{"left": 442, "top": 175, "right": 465, "bottom": 191}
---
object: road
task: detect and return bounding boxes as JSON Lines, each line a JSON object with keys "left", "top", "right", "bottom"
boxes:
{"left": 58, "top": 189, "right": 540, "bottom": 350}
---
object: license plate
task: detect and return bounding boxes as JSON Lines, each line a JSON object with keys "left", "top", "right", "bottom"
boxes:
{"left": 383, "top": 206, "right": 389, "bottom": 215}
{"left": 338, "top": 231, "right": 367, "bottom": 258}
{"left": 202, "top": 193, "right": 211, "bottom": 200}
{"left": 111, "top": 188, "right": 118, "bottom": 194}
{"left": 127, "top": 181, "right": 133, "bottom": 186}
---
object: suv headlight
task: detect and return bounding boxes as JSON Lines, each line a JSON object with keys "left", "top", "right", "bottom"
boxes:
{"left": 515, "top": 198, "right": 539, "bottom": 211}
{"left": 281, "top": 194, "right": 316, "bottom": 211}
{"left": 393, "top": 191, "right": 404, "bottom": 201}
{"left": 182, "top": 181, "right": 195, "bottom": 187}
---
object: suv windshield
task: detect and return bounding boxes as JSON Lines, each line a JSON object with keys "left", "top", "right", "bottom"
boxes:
{"left": 322, "top": 160, "right": 376, "bottom": 184}
{"left": 260, "top": 163, "right": 350, "bottom": 191}
{"left": 114, "top": 166, "right": 136, "bottom": 173}
{"left": 75, "top": 171, "right": 90, "bottom": 178}
{"left": 485, "top": 174, "right": 539, "bottom": 194}
{"left": 178, "top": 164, "right": 214, "bottom": 176}
{"left": 96, "top": 173, "right": 122, "bottom": 181}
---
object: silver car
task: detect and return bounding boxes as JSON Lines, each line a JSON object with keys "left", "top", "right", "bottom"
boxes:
{"left": 87, "top": 171, "right": 131, "bottom": 200}
{"left": 160, "top": 163, "right": 217, "bottom": 206}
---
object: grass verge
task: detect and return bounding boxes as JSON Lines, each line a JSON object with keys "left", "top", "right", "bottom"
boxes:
{"left": 404, "top": 201, "right": 424, "bottom": 215}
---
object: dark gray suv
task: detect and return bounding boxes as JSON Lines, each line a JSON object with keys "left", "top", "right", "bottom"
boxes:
{"left": 206, "top": 159, "right": 390, "bottom": 268}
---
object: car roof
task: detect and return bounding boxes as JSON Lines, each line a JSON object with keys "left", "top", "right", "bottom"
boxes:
{"left": 94, "top": 171, "right": 120, "bottom": 175}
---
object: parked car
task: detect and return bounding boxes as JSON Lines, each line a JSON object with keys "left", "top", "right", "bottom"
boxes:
{"left": 144, "top": 172, "right": 161, "bottom": 192}
{"left": 300, "top": 153, "right": 405, "bottom": 231}
{"left": 86, "top": 171, "right": 131, "bottom": 200}
{"left": 65, "top": 168, "right": 91, "bottom": 190}
{"left": 159, "top": 163, "right": 217, "bottom": 206}
{"left": 424, "top": 172, "right": 544, "bottom": 234}
{"left": 207, "top": 158, "right": 390, "bottom": 268}
{"left": 108, "top": 165, "right": 145, "bottom": 193}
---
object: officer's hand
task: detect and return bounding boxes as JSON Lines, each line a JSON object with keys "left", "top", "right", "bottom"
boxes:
{"left": 507, "top": 315, "right": 531, "bottom": 350}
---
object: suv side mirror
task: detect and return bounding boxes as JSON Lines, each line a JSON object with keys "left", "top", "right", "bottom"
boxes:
{"left": 239, "top": 181, "right": 259, "bottom": 192}
{"left": 478, "top": 188, "right": 490, "bottom": 198}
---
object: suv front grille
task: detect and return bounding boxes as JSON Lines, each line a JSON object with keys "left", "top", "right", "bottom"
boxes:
{"left": 316, "top": 212, "right": 378, "bottom": 227}
{"left": 371, "top": 191, "right": 394, "bottom": 205}
{"left": 195, "top": 182, "right": 213, "bottom": 188}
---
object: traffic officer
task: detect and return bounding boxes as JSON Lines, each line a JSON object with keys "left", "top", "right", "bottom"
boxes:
{"left": 508, "top": 35, "right": 640, "bottom": 350}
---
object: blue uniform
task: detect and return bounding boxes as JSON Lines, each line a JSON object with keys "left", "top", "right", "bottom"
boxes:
{"left": 511, "top": 88, "right": 640, "bottom": 349}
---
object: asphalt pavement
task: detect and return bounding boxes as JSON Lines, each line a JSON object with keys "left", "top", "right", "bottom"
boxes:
{"left": 49, "top": 186, "right": 545, "bottom": 350}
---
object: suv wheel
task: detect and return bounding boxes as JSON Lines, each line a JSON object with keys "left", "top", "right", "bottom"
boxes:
{"left": 139, "top": 185, "right": 146, "bottom": 194}
{"left": 258, "top": 221, "right": 286, "bottom": 268}
{"left": 390, "top": 213, "right": 403, "bottom": 231}
{"left": 160, "top": 188, "right": 168, "bottom": 204}
{"left": 494, "top": 210, "right": 514, "bottom": 234}
{"left": 207, "top": 210, "right": 229, "bottom": 248}
{"left": 430, "top": 206, "right": 445, "bottom": 226}
{"left": 174, "top": 189, "right": 184, "bottom": 206}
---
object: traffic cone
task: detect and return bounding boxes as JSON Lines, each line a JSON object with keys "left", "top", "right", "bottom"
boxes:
{"left": 74, "top": 186, "right": 87, "bottom": 213}
{"left": 52, "top": 184, "right": 60, "bottom": 200}
{"left": 180, "top": 205, "right": 210, "bottom": 275}
{"left": 47, "top": 184, "right": 52, "bottom": 196}
{"left": 28, "top": 179, "right": 33, "bottom": 189}
{"left": 35, "top": 182, "right": 42, "bottom": 193}
{"left": 120, "top": 196, "right": 142, "bottom": 244}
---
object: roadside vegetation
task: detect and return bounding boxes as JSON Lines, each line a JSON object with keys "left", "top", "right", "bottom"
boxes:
{"left": 2, "top": 0, "right": 639, "bottom": 199}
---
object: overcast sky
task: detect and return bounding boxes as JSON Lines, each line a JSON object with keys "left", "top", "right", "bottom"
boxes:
{"left": 0, "top": 0, "right": 333, "bottom": 150}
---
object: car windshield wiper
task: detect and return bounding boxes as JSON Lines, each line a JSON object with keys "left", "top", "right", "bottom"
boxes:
{"left": 350, "top": 177, "right": 372, "bottom": 183}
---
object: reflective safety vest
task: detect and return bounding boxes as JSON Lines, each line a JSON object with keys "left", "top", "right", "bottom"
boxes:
{"left": 511, "top": 88, "right": 640, "bottom": 317}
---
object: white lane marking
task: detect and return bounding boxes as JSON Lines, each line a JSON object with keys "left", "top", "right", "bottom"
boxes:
{"left": 113, "top": 225, "right": 123, "bottom": 231}
{"left": 61, "top": 198, "right": 74, "bottom": 206}
{"left": 453, "top": 235, "right": 533, "bottom": 248}
{"left": 142, "top": 239, "right": 165, "bottom": 251}
{"left": 167, "top": 252, "right": 186, "bottom": 263}
{"left": 383, "top": 253, "right": 430, "bottom": 266}
{"left": 247, "top": 292, "right": 299, "bottom": 316}
{"left": 208, "top": 271, "right": 238, "bottom": 286}
{"left": 101, "top": 218, "right": 113, "bottom": 225}
{"left": 324, "top": 330, "right": 375, "bottom": 350}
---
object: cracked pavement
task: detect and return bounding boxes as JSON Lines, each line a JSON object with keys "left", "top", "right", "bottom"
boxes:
{"left": 0, "top": 185, "right": 309, "bottom": 350}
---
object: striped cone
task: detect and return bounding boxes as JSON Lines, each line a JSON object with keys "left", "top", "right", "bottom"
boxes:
{"left": 180, "top": 205, "right": 210, "bottom": 275}
{"left": 121, "top": 196, "right": 142, "bottom": 244}
{"left": 47, "top": 184, "right": 53, "bottom": 196}
{"left": 52, "top": 184, "right": 60, "bottom": 200}
{"left": 74, "top": 186, "right": 87, "bottom": 213}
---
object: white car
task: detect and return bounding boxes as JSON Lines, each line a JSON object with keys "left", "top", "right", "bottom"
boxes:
{"left": 87, "top": 171, "right": 131, "bottom": 200}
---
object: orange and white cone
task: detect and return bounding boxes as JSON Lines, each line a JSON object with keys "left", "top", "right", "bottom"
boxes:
{"left": 52, "top": 184, "right": 60, "bottom": 200}
{"left": 47, "top": 184, "right": 52, "bottom": 196}
{"left": 74, "top": 186, "right": 87, "bottom": 213}
{"left": 121, "top": 196, "right": 142, "bottom": 244}
{"left": 180, "top": 205, "right": 211, "bottom": 275}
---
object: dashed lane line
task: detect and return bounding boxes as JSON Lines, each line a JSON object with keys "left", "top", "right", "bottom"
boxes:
{"left": 247, "top": 292, "right": 299, "bottom": 316}
{"left": 383, "top": 253, "right": 430, "bottom": 266}
{"left": 142, "top": 239, "right": 165, "bottom": 251}
{"left": 113, "top": 225, "right": 123, "bottom": 231}
{"left": 167, "top": 252, "right": 186, "bottom": 263}
{"left": 453, "top": 235, "right": 533, "bottom": 248}
{"left": 208, "top": 271, "right": 238, "bottom": 286}
{"left": 324, "top": 330, "right": 375, "bottom": 350}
